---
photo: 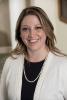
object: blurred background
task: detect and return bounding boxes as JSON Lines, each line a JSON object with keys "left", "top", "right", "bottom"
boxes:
{"left": 0, "top": 0, "right": 67, "bottom": 75}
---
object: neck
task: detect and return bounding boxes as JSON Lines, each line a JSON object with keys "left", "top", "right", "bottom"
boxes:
{"left": 26, "top": 47, "right": 49, "bottom": 62}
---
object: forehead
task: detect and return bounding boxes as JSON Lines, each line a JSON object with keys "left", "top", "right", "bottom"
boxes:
{"left": 21, "top": 15, "right": 41, "bottom": 25}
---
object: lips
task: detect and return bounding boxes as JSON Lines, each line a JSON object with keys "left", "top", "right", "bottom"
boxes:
{"left": 28, "top": 38, "right": 39, "bottom": 43}
{"left": 29, "top": 39, "right": 38, "bottom": 42}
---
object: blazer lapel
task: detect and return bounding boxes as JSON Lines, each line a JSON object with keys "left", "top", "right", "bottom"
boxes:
{"left": 14, "top": 55, "right": 24, "bottom": 100}
{"left": 33, "top": 52, "right": 53, "bottom": 100}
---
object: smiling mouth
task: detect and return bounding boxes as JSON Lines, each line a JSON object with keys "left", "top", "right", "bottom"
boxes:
{"left": 28, "top": 39, "right": 39, "bottom": 43}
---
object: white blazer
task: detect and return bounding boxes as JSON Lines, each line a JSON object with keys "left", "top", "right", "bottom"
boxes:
{"left": 0, "top": 52, "right": 67, "bottom": 100}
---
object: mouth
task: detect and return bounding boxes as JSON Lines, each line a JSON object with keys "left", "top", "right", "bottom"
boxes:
{"left": 29, "top": 39, "right": 39, "bottom": 42}
{"left": 28, "top": 38, "right": 39, "bottom": 43}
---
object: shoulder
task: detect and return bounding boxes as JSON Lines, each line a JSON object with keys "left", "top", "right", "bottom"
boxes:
{"left": 1, "top": 54, "right": 24, "bottom": 78}
{"left": 50, "top": 52, "right": 67, "bottom": 65}
{"left": 5, "top": 54, "right": 24, "bottom": 65}
{"left": 48, "top": 52, "right": 67, "bottom": 76}
{"left": 3, "top": 54, "right": 24, "bottom": 70}
{"left": 50, "top": 52, "right": 67, "bottom": 77}
{"left": 50, "top": 52, "right": 67, "bottom": 79}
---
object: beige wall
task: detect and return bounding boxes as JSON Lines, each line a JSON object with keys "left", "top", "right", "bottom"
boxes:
{"left": 0, "top": 0, "right": 11, "bottom": 46}
{"left": 9, "top": 0, "right": 26, "bottom": 48}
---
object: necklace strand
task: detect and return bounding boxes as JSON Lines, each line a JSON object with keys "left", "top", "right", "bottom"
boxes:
{"left": 23, "top": 60, "right": 45, "bottom": 83}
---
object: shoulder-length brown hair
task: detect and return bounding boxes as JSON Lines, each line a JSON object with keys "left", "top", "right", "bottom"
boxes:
{"left": 11, "top": 6, "right": 65, "bottom": 56}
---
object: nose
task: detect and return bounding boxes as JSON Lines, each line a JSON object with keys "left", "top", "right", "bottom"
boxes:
{"left": 29, "top": 28, "right": 36, "bottom": 36}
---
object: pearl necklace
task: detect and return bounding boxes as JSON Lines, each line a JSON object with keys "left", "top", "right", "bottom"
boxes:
{"left": 23, "top": 60, "right": 45, "bottom": 83}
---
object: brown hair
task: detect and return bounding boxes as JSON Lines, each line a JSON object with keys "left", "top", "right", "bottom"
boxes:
{"left": 11, "top": 6, "right": 65, "bottom": 56}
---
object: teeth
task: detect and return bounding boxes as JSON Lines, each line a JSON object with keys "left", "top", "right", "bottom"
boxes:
{"left": 29, "top": 39, "right": 38, "bottom": 43}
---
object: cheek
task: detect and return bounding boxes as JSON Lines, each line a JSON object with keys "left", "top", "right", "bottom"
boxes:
{"left": 20, "top": 33, "right": 28, "bottom": 44}
{"left": 40, "top": 32, "right": 46, "bottom": 41}
{"left": 20, "top": 33, "right": 27, "bottom": 40}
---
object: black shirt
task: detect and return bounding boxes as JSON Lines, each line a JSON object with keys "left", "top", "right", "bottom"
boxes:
{"left": 21, "top": 59, "right": 45, "bottom": 100}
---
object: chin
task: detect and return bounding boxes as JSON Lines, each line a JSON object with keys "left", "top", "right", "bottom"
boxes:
{"left": 28, "top": 46, "right": 40, "bottom": 51}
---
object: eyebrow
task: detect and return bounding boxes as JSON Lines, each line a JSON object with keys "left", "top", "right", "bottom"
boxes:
{"left": 21, "top": 24, "right": 42, "bottom": 27}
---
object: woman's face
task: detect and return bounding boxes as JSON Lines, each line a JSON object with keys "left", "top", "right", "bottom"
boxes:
{"left": 20, "top": 15, "right": 47, "bottom": 52}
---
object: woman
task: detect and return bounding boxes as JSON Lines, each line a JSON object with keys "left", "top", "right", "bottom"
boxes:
{"left": 0, "top": 6, "right": 67, "bottom": 100}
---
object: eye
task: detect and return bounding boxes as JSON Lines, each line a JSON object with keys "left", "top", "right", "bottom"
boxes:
{"left": 21, "top": 27, "right": 28, "bottom": 31}
{"left": 35, "top": 26, "right": 42, "bottom": 30}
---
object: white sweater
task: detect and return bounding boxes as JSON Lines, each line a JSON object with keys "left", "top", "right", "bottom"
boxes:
{"left": 0, "top": 52, "right": 67, "bottom": 100}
